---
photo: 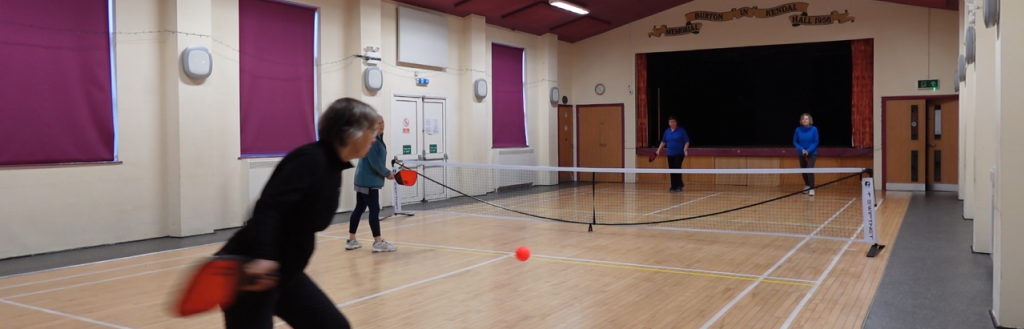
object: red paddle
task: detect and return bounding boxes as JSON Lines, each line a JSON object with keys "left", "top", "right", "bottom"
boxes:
{"left": 172, "top": 256, "right": 276, "bottom": 317}
{"left": 648, "top": 153, "right": 657, "bottom": 162}
{"left": 394, "top": 169, "right": 418, "bottom": 186}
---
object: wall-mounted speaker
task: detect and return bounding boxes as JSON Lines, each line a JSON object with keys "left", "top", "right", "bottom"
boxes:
{"left": 958, "top": 54, "right": 967, "bottom": 82}
{"left": 364, "top": 66, "right": 383, "bottom": 92}
{"left": 474, "top": 79, "right": 488, "bottom": 99}
{"left": 954, "top": 68, "right": 960, "bottom": 92}
{"left": 984, "top": 0, "right": 999, "bottom": 28}
{"left": 182, "top": 46, "right": 212, "bottom": 79}
{"left": 965, "top": 26, "right": 977, "bottom": 64}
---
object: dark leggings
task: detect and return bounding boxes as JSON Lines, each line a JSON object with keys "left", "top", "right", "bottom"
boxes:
{"left": 668, "top": 154, "right": 686, "bottom": 189}
{"left": 223, "top": 273, "right": 350, "bottom": 329}
{"left": 799, "top": 154, "right": 817, "bottom": 188}
{"left": 349, "top": 188, "right": 381, "bottom": 237}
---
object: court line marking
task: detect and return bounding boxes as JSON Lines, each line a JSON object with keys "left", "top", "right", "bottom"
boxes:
{"left": 779, "top": 226, "right": 863, "bottom": 329}
{"left": 0, "top": 214, "right": 455, "bottom": 292}
{"left": 272, "top": 256, "right": 507, "bottom": 327}
{"left": 0, "top": 299, "right": 134, "bottom": 329}
{"left": 0, "top": 262, "right": 201, "bottom": 300}
{"left": 697, "top": 198, "right": 856, "bottom": 329}
{"left": 317, "top": 235, "right": 816, "bottom": 286}
{"left": 643, "top": 192, "right": 722, "bottom": 216}
{"left": 0, "top": 252, "right": 209, "bottom": 291}
{"left": 0, "top": 242, "right": 224, "bottom": 281}
{"left": 0, "top": 215, "right": 461, "bottom": 328}
{"left": 779, "top": 198, "right": 885, "bottom": 328}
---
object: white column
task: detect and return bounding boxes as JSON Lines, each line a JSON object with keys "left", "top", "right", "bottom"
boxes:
{"left": 994, "top": 1, "right": 1024, "bottom": 326}
{"left": 962, "top": 3, "right": 977, "bottom": 219}
{"left": 971, "top": 1, "right": 997, "bottom": 253}
{"left": 166, "top": 0, "right": 235, "bottom": 237}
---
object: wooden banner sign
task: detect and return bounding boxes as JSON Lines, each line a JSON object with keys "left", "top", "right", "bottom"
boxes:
{"left": 648, "top": 2, "right": 855, "bottom": 37}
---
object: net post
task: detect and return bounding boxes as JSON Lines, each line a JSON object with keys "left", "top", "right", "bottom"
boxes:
{"left": 590, "top": 172, "right": 596, "bottom": 232}
{"left": 389, "top": 159, "right": 414, "bottom": 219}
{"left": 861, "top": 168, "right": 885, "bottom": 257}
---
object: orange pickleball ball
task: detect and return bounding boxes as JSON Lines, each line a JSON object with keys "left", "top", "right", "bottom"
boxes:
{"left": 515, "top": 246, "right": 530, "bottom": 261}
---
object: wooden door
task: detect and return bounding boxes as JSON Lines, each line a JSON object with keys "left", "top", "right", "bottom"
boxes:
{"left": 557, "top": 105, "right": 574, "bottom": 182}
{"left": 577, "top": 105, "right": 624, "bottom": 182}
{"left": 926, "top": 99, "right": 959, "bottom": 191}
{"left": 884, "top": 99, "right": 927, "bottom": 190}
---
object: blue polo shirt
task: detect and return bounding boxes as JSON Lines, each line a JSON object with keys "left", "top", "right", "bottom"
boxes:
{"left": 662, "top": 128, "right": 690, "bottom": 156}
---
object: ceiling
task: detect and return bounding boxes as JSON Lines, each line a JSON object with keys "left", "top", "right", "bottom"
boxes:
{"left": 391, "top": 0, "right": 959, "bottom": 43}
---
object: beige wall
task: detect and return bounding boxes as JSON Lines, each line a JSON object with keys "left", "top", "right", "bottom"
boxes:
{"left": 0, "top": 0, "right": 559, "bottom": 258}
{"left": 567, "top": 0, "right": 960, "bottom": 186}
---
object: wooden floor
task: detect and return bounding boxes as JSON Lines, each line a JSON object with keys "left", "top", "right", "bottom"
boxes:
{"left": 0, "top": 191, "right": 911, "bottom": 329}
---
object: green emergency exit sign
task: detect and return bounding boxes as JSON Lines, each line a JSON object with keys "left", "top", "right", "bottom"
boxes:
{"left": 403, "top": 145, "right": 411, "bottom": 155}
{"left": 918, "top": 79, "right": 939, "bottom": 90}
{"left": 429, "top": 144, "right": 437, "bottom": 154}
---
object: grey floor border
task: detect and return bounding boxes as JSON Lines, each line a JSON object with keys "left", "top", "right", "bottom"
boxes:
{"left": 862, "top": 191, "right": 994, "bottom": 329}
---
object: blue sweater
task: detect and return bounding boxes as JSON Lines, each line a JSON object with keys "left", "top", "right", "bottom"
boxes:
{"left": 354, "top": 135, "right": 390, "bottom": 188}
{"left": 662, "top": 128, "right": 690, "bottom": 156}
{"left": 793, "top": 125, "right": 819, "bottom": 155}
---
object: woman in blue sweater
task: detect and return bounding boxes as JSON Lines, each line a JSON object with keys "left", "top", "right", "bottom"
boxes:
{"left": 793, "top": 113, "right": 819, "bottom": 196}
{"left": 346, "top": 116, "right": 397, "bottom": 252}
{"left": 655, "top": 116, "right": 690, "bottom": 192}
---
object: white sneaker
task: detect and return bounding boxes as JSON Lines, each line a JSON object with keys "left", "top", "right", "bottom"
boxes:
{"left": 803, "top": 186, "right": 810, "bottom": 194}
{"left": 345, "top": 239, "right": 362, "bottom": 250}
{"left": 808, "top": 189, "right": 815, "bottom": 196}
{"left": 372, "top": 240, "right": 397, "bottom": 252}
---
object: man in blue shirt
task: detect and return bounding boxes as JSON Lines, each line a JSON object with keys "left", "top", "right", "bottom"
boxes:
{"left": 655, "top": 116, "right": 690, "bottom": 192}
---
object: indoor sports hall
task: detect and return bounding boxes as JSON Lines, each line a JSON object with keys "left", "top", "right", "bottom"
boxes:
{"left": 0, "top": 0, "right": 1020, "bottom": 328}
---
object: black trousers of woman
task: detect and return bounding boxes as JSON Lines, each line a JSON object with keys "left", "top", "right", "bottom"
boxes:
{"left": 223, "top": 273, "right": 350, "bottom": 329}
{"left": 348, "top": 189, "right": 381, "bottom": 236}
{"left": 799, "top": 154, "right": 817, "bottom": 188}
{"left": 668, "top": 154, "right": 686, "bottom": 190}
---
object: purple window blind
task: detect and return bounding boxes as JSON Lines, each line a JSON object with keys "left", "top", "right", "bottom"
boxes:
{"left": 491, "top": 44, "right": 527, "bottom": 148}
{"left": 239, "top": 0, "right": 316, "bottom": 156}
{"left": 0, "top": 0, "right": 115, "bottom": 166}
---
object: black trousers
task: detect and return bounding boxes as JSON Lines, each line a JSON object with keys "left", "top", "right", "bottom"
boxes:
{"left": 349, "top": 188, "right": 381, "bottom": 237}
{"left": 223, "top": 272, "right": 350, "bottom": 329}
{"left": 668, "top": 154, "right": 686, "bottom": 189}
{"left": 799, "top": 154, "right": 817, "bottom": 188}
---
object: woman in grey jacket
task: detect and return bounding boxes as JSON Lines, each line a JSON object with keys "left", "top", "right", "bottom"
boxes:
{"left": 346, "top": 116, "right": 397, "bottom": 252}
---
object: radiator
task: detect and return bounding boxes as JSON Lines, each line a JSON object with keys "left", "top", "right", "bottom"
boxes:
{"left": 494, "top": 148, "right": 536, "bottom": 189}
{"left": 243, "top": 158, "right": 281, "bottom": 213}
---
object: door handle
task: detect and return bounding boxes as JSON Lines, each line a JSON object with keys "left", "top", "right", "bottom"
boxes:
{"left": 600, "top": 143, "right": 607, "bottom": 146}
{"left": 928, "top": 143, "right": 936, "bottom": 148}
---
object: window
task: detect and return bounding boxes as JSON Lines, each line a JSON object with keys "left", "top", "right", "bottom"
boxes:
{"left": 491, "top": 43, "right": 528, "bottom": 148}
{"left": 0, "top": 0, "right": 116, "bottom": 165}
{"left": 239, "top": 0, "right": 318, "bottom": 156}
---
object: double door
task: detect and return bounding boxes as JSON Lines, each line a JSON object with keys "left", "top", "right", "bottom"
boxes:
{"left": 884, "top": 98, "right": 959, "bottom": 191}
{"left": 391, "top": 95, "right": 448, "bottom": 203}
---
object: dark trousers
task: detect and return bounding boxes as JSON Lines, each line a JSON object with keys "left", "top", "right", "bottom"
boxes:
{"left": 799, "top": 154, "right": 817, "bottom": 188}
{"left": 223, "top": 273, "right": 350, "bottom": 329}
{"left": 349, "top": 188, "right": 381, "bottom": 237}
{"left": 668, "top": 154, "right": 686, "bottom": 189}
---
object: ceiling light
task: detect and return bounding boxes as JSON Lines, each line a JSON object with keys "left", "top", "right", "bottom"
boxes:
{"left": 550, "top": 0, "right": 589, "bottom": 15}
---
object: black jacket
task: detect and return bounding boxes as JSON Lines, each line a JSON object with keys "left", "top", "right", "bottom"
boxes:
{"left": 218, "top": 140, "right": 353, "bottom": 281}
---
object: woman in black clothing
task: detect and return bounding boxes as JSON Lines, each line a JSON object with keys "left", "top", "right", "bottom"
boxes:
{"left": 216, "top": 98, "right": 381, "bottom": 329}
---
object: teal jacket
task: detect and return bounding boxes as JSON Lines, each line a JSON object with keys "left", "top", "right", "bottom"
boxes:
{"left": 354, "top": 135, "right": 390, "bottom": 188}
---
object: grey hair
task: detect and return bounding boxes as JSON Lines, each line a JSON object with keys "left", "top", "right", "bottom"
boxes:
{"left": 800, "top": 113, "right": 814, "bottom": 125}
{"left": 319, "top": 98, "right": 381, "bottom": 147}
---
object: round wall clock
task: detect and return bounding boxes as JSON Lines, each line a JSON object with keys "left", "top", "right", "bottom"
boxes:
{"left": 595, "top": 83, "right": 605, "bottom": 95}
